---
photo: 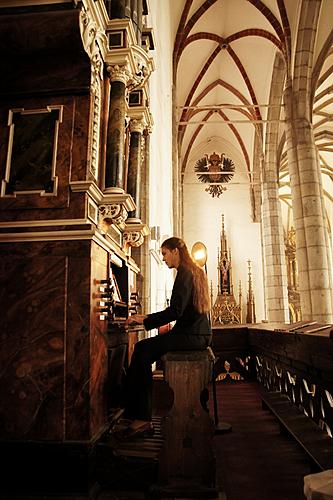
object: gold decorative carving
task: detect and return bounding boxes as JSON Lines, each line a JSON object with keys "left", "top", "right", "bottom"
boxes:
{"left": 79, "top": 7, "right": 107, "bottom": 61}
{"left": 212, "top": 215, "right": 241, "bottom": 325}
{"left": 129, "top": 117, "right": 145, "bottom": 134}
{"left": 246, "top": 260, "right": 256, "bottom": 324}
{"left": 79, "top": 6, "right": 106, "bottom": 179}
{"left": 123, "top": 218, "right": 149, "bottom": 248}
{"left": 123, "top": 231, "right": 144, "bottom": 248}
{"left": 212, "top": 294, "right": 241, "bottom": 325}
{"left": 89, "top": 61, "right": 102, "bottom": 178}
{"left": 104, "top": 18, "right": 154, "bottom": 93}
{"left": 107, "top": 58, "right": 151, "bottom": 90}
{"left": 144, "top": 112, "right": 154, "bottom": 135}
{"left": 98, "top": 203, "right": 128, "bottom": 231}
{"left": 285, "top": 227, "right": 301, "bottom": 322}
{"left": 216, "top": 361, "right": 243, "bottom": 381}
{"left": 127, "top": 53, "right": 150, "bottom": 90}
{"left": 107, "top": 64, "right": 132, "bottom": 85}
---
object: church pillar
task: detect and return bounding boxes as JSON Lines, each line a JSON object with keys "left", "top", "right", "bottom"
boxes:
{"left": 261, "top": 158, "right": 289, "bottom": 323}
{"left": 105, "top": 65, "right": 130, "bottom": 191}
{"left": 282, "top": 0, "right": 333, "bottom": 323}
{"left": 284, "top": 86, "right": 333, "bottom": 323}
{"left": 261, "top": 53, "right": 289, "bottom": 323}
{"left": 127, "top": 117, "right": 145, "bottom": 219}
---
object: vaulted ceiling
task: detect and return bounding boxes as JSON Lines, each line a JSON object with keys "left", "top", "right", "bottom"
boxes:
{"left": 170, "top": 0, "right": 333, "bottom": 229}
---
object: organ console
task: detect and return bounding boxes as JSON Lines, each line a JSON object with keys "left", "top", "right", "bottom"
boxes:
{"left": 99, "top": 253, "right": 144, "bottom": 411}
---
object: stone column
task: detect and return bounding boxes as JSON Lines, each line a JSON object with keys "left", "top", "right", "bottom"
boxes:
{"left": 261, "top": 53, "right": 289, "bottom": 324}
{"left": 261, "top": 161, "right": 290, "bottom": 323}
{"left": 105, "top": 65, "right": 130, "bottom": 192}
{"left": 284, "top": 87, "right": 333, "bottom": 323}
{"left": 127, "top": 117, "right": 145, "bottom": 219}
{"left": 282, "top": 0, "right": 333, "bottom": 323}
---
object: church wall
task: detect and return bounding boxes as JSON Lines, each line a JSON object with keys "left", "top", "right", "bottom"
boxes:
{"left": 145, "top": 1, "right": 175, "bottom": 312}
{"left": 183, "top": 169, "right": 266, "bottom": 324}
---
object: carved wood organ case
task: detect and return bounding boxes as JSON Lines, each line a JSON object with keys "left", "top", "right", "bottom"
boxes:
{"left": 0, "top": 0, "right": 154, "bottom": 446}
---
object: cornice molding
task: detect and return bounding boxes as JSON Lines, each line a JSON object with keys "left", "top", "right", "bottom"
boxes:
{"left": 0, "top": 218, "right": 90, "bottom": 228}
{"left": 0, "top": 229, "right": 96, "bottom": 242}
{"left": 100, "top": 187, "right": 136, "bottom": 212}
{"left": 0, "top": 227, "right": 124, "bottom": 257}
{"left": 0, "top": 0, "right": 71, "bottom": 5}
{"left": 70, "top": 180, "right": 104, "bottom": 202}
{"left": 70, "top": 181, "right": 136, "bottom": 211}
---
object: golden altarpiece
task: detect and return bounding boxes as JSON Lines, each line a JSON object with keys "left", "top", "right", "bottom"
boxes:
{"left": 211, "top": 216, "right": 257, "bottom": 326}
{"left": 211, "top": 216, "right": 242, "bottom": 325}
{"left": 285, "top": 227, "right": 301, "bottom": 322}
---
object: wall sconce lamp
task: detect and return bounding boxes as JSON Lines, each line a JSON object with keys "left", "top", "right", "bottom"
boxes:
{"left": 191, "top": 241, "right": 208, "bottom": 268}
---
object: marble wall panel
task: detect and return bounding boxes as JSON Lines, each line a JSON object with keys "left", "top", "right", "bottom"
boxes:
{"left": 5, "top": 109, "right": 60, "bottom": 195}
{"left": 0, "top": 94, "right": 90, "bottom": 218}
{"left": 64, "top": 250, "right": 91, "bottom": 440}
{"left": 0, "top": 252, "right": 67, "bottom": 440}
{"left": 89, "top": 242, "right": 109, "bottom": 438}
{"left": 0, "top": 10, "right": 90, "bottom": 97}
{"left": 0, "top": 240, "right": 109, "bottom": 443}
{"left": 71, "top": 95, "right": 91, "bottom": 183}
{"left": 0, "top": 192, "right": 87, "bottom": 223}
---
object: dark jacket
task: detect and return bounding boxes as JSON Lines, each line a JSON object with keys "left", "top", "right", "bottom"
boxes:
{"left": 143, "top": 264, "right": 211, "bottom": 336}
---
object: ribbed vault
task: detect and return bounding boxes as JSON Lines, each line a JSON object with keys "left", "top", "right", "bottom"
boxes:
{"left": 171, "top": 0, "right": 333, "bottom": 234}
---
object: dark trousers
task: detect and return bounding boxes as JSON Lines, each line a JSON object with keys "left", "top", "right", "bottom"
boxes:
{"left": 123, "top": 331, "right": 211, "bottom": 421}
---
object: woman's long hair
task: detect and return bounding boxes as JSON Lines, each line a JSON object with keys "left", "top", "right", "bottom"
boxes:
{"left": 161, "top": 237, "right": 211, "bottom": 314}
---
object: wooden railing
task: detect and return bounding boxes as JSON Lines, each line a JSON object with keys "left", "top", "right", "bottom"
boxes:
{"left": 212, "top": 325, "right": 333, "bottom": 469}
{"left": 248, "top": 327, "right": 333, "bottom": 436}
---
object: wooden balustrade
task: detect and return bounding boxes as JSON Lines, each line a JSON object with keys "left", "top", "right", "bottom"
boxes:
{"left": 212, "top": 325, "right": 333, "bottom": 470}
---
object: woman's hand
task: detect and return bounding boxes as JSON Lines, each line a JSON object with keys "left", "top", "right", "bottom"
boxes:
{"left": 125, "top": 314, "right": 147, "bottom": 327}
